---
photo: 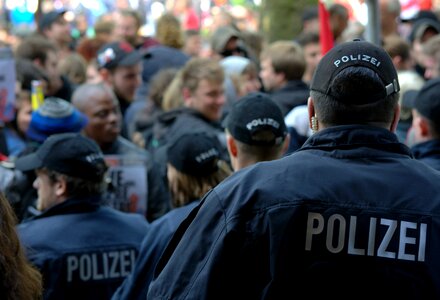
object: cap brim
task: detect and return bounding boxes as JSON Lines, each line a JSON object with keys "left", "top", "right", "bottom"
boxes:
{"left": 402, "top": 90, "right": 419, "bottom": 108}
{"left": 409, "top": 18, "right": 440, "bottom": 41}
{"left": 14, "top": 152, "right": 43, "bottom": 172}
{"left": 39, "top": 9, "right": 67, "bottom": 30}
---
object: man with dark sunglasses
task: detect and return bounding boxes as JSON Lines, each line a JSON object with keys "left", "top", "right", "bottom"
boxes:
{"left": 210, "top": 25, "right": 249, "bottom": 59}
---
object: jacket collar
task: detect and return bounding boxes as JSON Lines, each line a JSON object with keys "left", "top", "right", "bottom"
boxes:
{"left": 31, "top": 195, "right": 102, "bottom": 220}
{"left": 411, "top": 139, "right": 440, "bottom": 160}
{"left": 299, "top": 125, "right": 413, "bottom": 157}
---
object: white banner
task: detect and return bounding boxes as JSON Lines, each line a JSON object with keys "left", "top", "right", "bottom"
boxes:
{"left": 103, "top": 155, "right": 148, "bottom": 216}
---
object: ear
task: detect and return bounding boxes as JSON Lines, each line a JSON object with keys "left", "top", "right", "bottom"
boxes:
{"left": 54, "top": 176, "right": 67, "bottom": 198}
{"left": 226, "top": 134, "right": 238, "bottom": 158}
{"left": 281, "top": 133, "right": 291, "bottom": 156}
{"left": 389, "top": 104, "right": 401, "bottom": 133}
{"left": 391, "top": 55, "right": 403, "bottom": 68}
{"left": 182, "top": 87, "right": 192, "bottom": 106}
{"left": 33, "top": 58, "right": 44, "bottom": 68}
{"left": 307, "top": 97, "right": 315, "bottom": 130}
{"left": 409, "top": 112, "right": 424, "bottom": 143}
{"left": 416, "top": 116, "right": 430, "bottom": 138}
{"left": 99, "top": 68, "right": 112, "bottom": 83}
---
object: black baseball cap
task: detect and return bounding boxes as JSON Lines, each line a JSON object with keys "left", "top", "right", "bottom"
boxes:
{"left": 97, "top": 41, "right": 144, "bottom": 70}
{"left": 409, "top": 18, "right": 440, "bottom": 43}
{"left": 141, "top": 45, "right": 190, "bottom": 83}
{"left": 224, "top": 92, "right": 287, "bottom": 146}
{"left": 311, "top": 39, "right": 400, "bottom": 104}
{"left": 15, "top": 133, "right": 108, "bottom": 182}
{"left": 167, "top": 132, "right": 221, "bottom": 176}
{"left": 39, "top": 9, "right": 67, "bottom": 31}
{"left": 401, "top": 89, "right": 420, "bottom": 109}
{"left": 404, "top": 78, "right": 440, "bottom": 124}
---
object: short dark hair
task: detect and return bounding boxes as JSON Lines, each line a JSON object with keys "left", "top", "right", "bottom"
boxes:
{"left": 45, "top": 168, "right": 106, "bottom": 198}
{"left": 311, "top": 66, "right": 399, "bottom": 126}
{"left": 15, "top": 35, "right": 58, "bottom": 64}
{"left": 427, "top": 118, "right": 440, "bottom": 138}
{"left": 117, "top": 8, "right": 142, "bottom": 29}
{"left": 329, "top": 3, "right": 349, "bottom": 19}
{"left": 233, "top": 132, "right": 285, "bottom": 162}
{"left": 15, "top": 58, "right": 49, "bottom": 91}
{"left": 296, "top": 31, "right": 320, "bottom": 47}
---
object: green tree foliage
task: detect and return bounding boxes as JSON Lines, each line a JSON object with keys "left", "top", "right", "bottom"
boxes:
{"left": 259, "top": 0, "right": 317, "bottom": 42}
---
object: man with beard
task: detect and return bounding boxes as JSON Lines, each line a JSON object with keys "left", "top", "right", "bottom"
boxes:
{"left": 96, "top": 41, "right": 144, "bottom": 138}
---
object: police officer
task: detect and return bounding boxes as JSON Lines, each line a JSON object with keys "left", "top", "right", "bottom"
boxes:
{"left": 15, "top": 133, "right": 149, "bottom": 300}
{"left": 404, "top": 78, "right": 440, "bottom": 171}
{"left": 223, "top": 91, "right": 290, "bottom": 171}
{"left": 147, "top": 40, "right": 440, "bottom": 299}
{"left": 111, "top": 132, "right": 232, "bottom": 300}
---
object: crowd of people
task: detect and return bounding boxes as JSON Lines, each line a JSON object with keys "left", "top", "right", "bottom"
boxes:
{"left": 1, "top": 0, "right": 440, "bottom": 298}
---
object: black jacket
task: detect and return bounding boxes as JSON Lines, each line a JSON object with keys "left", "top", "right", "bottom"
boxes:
{"left": 411, "top": 139, "right": 440, "bottom": 171}
{"left": 148, "top": 125, "right": 440, "bottom": 299}
{"left": 271, "top": 80, "right": 310, "bottom": 116}
{"left": 18, "top": 196, "right": 149, "bottom": 300}
{"left": 147, "top": 107, "right": 230, "bottom": 169}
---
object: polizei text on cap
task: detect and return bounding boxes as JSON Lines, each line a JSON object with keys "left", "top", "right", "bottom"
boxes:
{"left": 334, "top": 54, "right": 381, "bottom": 68}
{"left": 247, "top": 118, "right": 280, "bottom": 131}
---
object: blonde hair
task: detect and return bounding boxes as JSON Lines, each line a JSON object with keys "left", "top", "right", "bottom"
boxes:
{"left": 181, "top": 57, "right": 224, "bottom": 93}
{"left": 162, "top": 70, "right": 184, "bottom": 111}
{"left": 58, "top": 53, "right": 88, "bottom": 85}
{"left": 167, "top": 160, "right": 232, "bottom": 208}
{"left": 155, "top": 13, "right": 184, "bottom": 49}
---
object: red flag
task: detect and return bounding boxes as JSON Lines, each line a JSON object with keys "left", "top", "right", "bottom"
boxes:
{"left": 419, "top": 0, "right": 432, "bottom": 10}
{"left": 319, "top": 0, "right": 334, "bottom": 55}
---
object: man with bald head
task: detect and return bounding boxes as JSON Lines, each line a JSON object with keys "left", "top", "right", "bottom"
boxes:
{"left": 71, "top": 83, "right": 171, "bottom": 222}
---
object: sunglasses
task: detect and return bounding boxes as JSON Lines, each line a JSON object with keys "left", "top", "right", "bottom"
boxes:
{"left": 220, "top": 46, "right": 247, "bottom": 57}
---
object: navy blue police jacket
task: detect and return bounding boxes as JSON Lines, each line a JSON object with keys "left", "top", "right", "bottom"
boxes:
{"left": 147, "top": 125, "right": 440, "bottom": 299}
{"left": 17, "top": 195, "right": 149, "bottom": 300}
{"left": 411, "top": 139, "right": 440, "bottom": 172}
{"left": 112, "top": 201, "right": 199, "bottom": 300}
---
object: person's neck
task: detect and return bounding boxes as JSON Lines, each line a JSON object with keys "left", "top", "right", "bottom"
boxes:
{"left": 278, "top": 79, "right": 288, "bottom": 89}
{"left": 382, "top": 27, "right": 398, "bottom": 39}
{"left": 302, "top": 72, "right": 313, "bottom": 85}
{"left": 235, "top": 156, "right": 261, "bottom": 171}
{"left": 99, "top": 139, "right": 117, "bottom": 153}
{"left": 317, "top": 122, "right": 392, "bottom": 131}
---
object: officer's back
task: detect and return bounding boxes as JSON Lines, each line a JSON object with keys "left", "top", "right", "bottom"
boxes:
{"left": 15, "top": 133, "right": 149, "bottom": 300}
{"left": 147, "top": 40, "right": 440, "bottom": 299}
